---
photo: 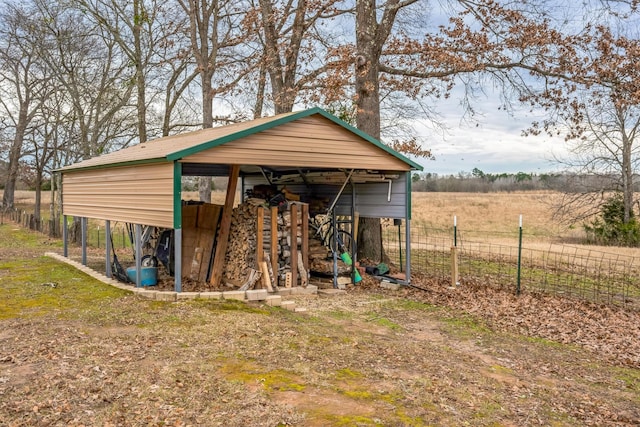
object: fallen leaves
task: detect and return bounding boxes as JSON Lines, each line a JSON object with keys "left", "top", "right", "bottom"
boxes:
{"left": 403, "top": 272, "right": 640, "bottom": 369}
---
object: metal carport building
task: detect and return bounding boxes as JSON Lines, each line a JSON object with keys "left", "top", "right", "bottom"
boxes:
{"left": 58, "top": 107, "right": 423, "bottom": 291}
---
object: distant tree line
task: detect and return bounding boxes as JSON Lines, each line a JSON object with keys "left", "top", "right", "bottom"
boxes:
{"left": 412, "top": 168, "right": 640, "bottom": 194}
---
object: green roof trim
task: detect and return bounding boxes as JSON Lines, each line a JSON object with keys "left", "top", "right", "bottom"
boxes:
{"left": 173, "top": 162, "right": 182, "bottom": 229}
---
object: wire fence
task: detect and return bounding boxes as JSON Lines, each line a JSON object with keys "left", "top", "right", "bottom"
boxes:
{"left": 383, "top": 223, "right": 640, "bottom": 310}
{"left": 1, "top": 208, "right": 132, "bottom": 249}
{"left": 82, "top": 225, "right": 133, "bottom": 249}
{"left": 7, "top": 206, "right": 640, "bottom": 310}
{"left": 1, "top": 208, "right": 60, "bottom": 238}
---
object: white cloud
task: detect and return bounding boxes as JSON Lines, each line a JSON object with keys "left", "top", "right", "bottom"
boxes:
{"left": 410, "top": 93, "right": 570, "bottom": 175}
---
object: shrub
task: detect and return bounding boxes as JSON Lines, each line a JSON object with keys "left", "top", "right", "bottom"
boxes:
{"left": 583, "top": 193, "right": 640, "bottom": 246}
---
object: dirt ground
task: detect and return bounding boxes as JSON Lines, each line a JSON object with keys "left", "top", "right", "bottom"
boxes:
{"left": 1, "top": 225, "right": 639, "bottom": 426}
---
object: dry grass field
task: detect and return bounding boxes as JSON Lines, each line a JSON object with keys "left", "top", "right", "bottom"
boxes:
{"left": 411, "top": 191, "right": 568, "bottom": 238}
{"left": 407, "top": 192, "right": 640, "bottom": 261}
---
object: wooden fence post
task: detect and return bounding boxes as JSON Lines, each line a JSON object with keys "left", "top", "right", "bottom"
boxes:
{"left": 451, "top": 246, "right": 459, "bottom": 287}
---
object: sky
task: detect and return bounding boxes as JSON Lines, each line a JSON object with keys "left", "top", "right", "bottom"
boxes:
{"left": 408, "top": 90, "right": 571, "bottom": 176}
{"left": 413, "top": 114, "right": 568, "bottom": 176}
{"left": 392, "top": 1, "right": 590, "bottom": 177}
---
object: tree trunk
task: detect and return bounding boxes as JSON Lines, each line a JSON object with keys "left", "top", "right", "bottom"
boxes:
{"left": 253, "top": 63, "right": 266, "bottom": 119}
{"left": 198, "top": 71, "right": 214, "bottom": 203}
{"left": 34, "top": 175, "right": 42, "bottom": 224}
{"left": 621, "top": 132, "right": 633, "bottom": 224}
{"left": 133, "top": 0, "right": 147, "bottom": 143}
{"left": 2, "top": 104, "right": 28, "bottom": 210}
{"left": 69, "top": 216, "right": 82, "bottom": 244}
{"left": 358, "top": 216, "right": 385, "bottom": 261}
{"left": 2, "top": 174, "right": 16, "bottom": 211}
{"left": 259, "top": 0, "right": 309, "bottom": 115}
{"left": 198, "top": 177, "right": 212, "bottom": 203}
{"left": 49, "top": 173, "right": 57, "bottom": 237}
{"left": 2, "top": 166, "right": 17, "bottom": 211}
{"left": 355, "top": 0, "right": 381, "bottom": 140}
{"left": 354, "top": 0, "right": 385, "bottom": 261}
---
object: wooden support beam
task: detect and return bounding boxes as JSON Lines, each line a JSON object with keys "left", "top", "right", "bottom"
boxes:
{"left": 301, "top": 203, "right": 309, "bottom": 274}
{"left": 210, "top": 164, "right": 240, "bottom": 286}
{"left": 270, "top": 206, "right": 278, "bottom": 286}
{"left": 450, "top": 246, "right": 459, "bottom": 287}
{"left": 256, "top": 206, "right": 264, "bottom": 263}
{"left": 290, "top": 203, "right": 298, "bottom": 287}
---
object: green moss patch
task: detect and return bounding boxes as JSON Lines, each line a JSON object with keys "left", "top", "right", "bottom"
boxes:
{"left": 613, "top": 366, "right": 640, "bottom": 393}
{"left": 0, "top": 256, "right": 128, "bottom": 320}
{"left": 0, "top": 223, "right": 61, "bottom": 249}
{"left": 220, "top": 359, "right": 306, "bottom": 392}
{"left": 368, "top": 315, "right": 402, "bottom": 330}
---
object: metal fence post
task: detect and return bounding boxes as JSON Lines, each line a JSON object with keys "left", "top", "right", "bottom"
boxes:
{"left": 517, "top": 214, "right": 523, "bottom": 296}
{"left": 451, "top": 215, "right": 459, "bottom": 287}
{"left": 453, "top": 215, "right": 457, "bottom": 247}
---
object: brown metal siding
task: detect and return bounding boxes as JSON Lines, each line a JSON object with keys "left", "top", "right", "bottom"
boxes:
{"left": 181, "top": 116, "right": 412, "bottom": 171}
{"left": 62, "top": 163, "right": 174, "bottom": 228}
{"left": 58, "top": 112, "right": 300, "bottom": 171}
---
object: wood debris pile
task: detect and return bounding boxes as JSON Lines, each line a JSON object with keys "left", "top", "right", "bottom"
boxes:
{"left": 178, "top": 186, "right": 355, "bottom": 291}
{"left": 222, "top": 200, "right": 259, "bottom": 285}
{"left": 222, "top": 198, "right": 310, "bottom": 290}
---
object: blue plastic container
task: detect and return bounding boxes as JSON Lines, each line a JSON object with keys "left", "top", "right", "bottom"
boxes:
{"left": 126, "top": 266, "right": 158, "bottom": 286}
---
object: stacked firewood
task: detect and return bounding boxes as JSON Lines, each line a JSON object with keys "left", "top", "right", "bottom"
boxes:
{"left": 308, "top": 234, "right": 330, "bottom": 266}
{"left": 260, "top": 204, "right": 308, "bottom": 287}
{"left": 222, "top": 199, "right": 262, "bottom": 286}
{"left": 221, "top": 196, "right": 310, "bottom": 289}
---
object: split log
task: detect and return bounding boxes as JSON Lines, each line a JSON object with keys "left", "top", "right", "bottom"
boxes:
{"left": 290, "top": 204, "right": 298, "bottom": 287}
{"left": 297, "top": 252, "right": 308, "bottom": 287}
{"left": 220, "top": 199, "right": 309, "bottom": 289}
{"left": 238, "top": 268, "right": 262, "bottom": 291}
{"left": 286, "top": 236, "right": 303, "bottom": 246}
{"left": 270, "top": 206, "right": 278, "bottom": 282}
{"left": 260, "top": 261, "right": 274, "bottom": 292}
{"left": 265, "top": 254, "right": 278, "bottom": 290}
{"left": 310, "top": 257, "right": 351, "bottom": 275}
{"left": 210, "top": 165, "right": 240, "bottom": 286}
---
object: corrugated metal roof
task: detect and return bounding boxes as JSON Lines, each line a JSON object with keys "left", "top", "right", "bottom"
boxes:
{"left": 58, "top": 108, "right": 423, "bottom": 172}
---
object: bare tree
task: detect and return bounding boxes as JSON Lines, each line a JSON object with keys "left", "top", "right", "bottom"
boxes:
{"left": 346, "top": 0, "right": 601, "bottom": 259}
{"left": 527, "top": 22, "right": 640, "bottom": 234}
{"left": 177, "top": 0, "right": 252, "bottom": 202}
{"left": 35, "top": 0, "right": 137, "bottom": 162}
{"left": 32, "top": 0, "right": 138, "bottom": 241}
{"left": 248, "top": 0, "right": 345, "bottom": 114}
{"left": 73, "top": 0, "right": 170, "bottom": 143}
{"left": 0, "top": 2, "right": 50, "bottom": 210}
{"left": 154, "top": 5, "right": 200, "bottom": 137}
{"left": 23, "top": 84, "right": 75, "bottom": 230}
